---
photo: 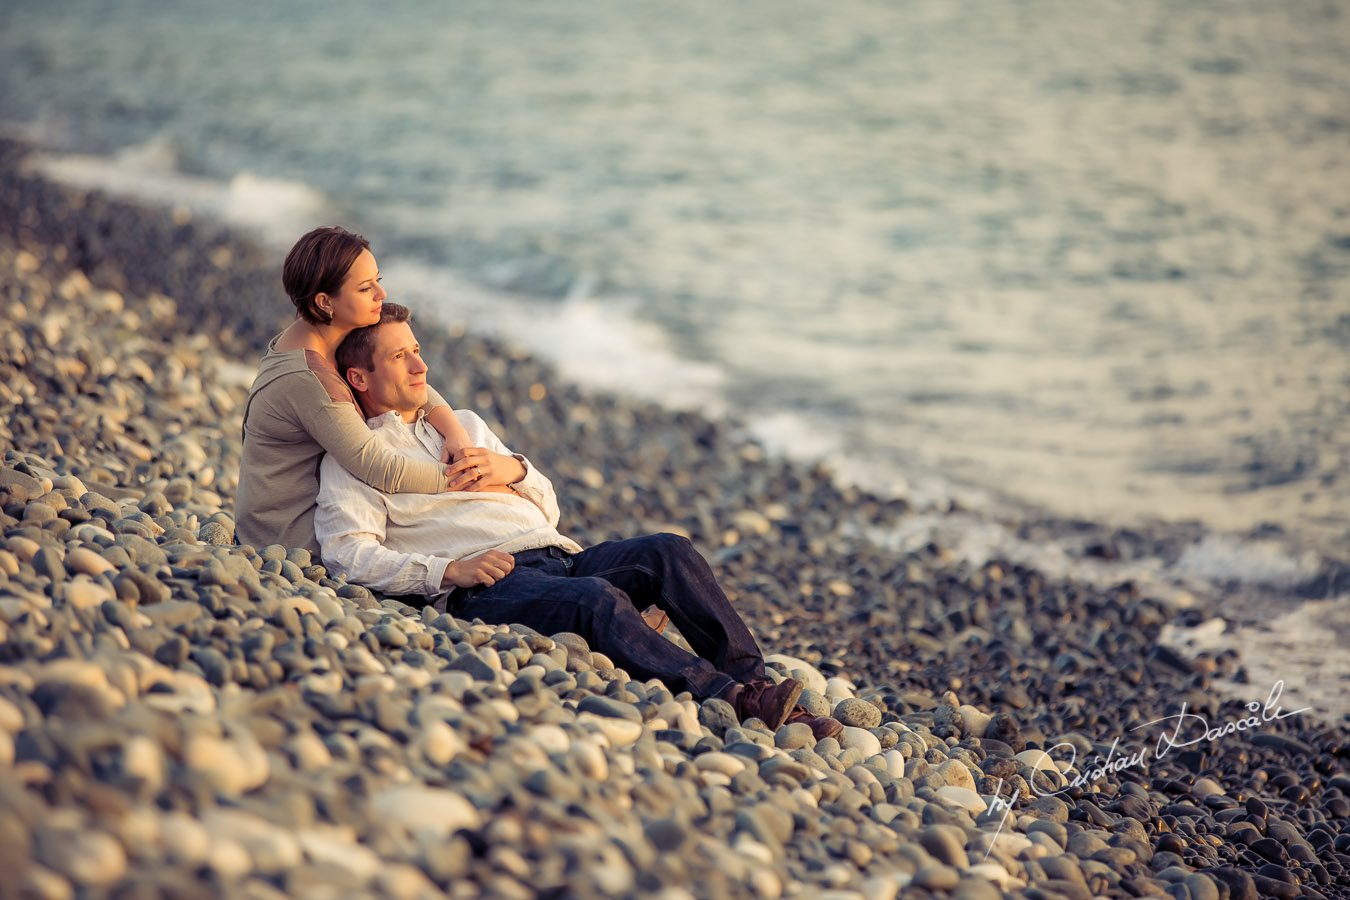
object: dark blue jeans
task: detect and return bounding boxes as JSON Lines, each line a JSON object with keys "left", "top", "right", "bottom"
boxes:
{"left": 448, "top": 533, "right": 766, "bottom": 699}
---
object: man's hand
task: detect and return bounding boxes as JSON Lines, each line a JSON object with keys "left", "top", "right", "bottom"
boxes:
{"left": 446, "top": 447, "right": 526, "bottom": 492}
{"left": 441, "top": 550, "right": 515, "bottom": 589}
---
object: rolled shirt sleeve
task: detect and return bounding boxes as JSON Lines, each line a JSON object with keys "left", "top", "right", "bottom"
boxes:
{"left": 469, "top": 415, "right": 563, "bottom": 527}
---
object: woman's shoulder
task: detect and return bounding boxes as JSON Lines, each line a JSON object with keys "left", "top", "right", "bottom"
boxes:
{"left": 251, "top": 346, "right": 354, "bottom": 406}
{"left": 302, "top": 351, "right": 356, "bottom": 404}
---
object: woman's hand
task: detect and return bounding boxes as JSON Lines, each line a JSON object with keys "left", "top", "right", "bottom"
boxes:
{"left": 445, "top": 447, "right": 526, "bottom": 492}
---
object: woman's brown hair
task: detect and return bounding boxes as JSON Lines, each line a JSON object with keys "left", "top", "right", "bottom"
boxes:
{"left": 282, "top": 226, "right": 371, "bottom": 325}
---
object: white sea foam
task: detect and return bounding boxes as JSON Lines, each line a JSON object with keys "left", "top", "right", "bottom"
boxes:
{"left": 1162, "top": 599, "right": 1350, "bottom": 722}
{"left": 746, "top": 408, "right": 1000, "bottom": 516}
{"left": 1169, "top": 534, "right": 1322, "bottom": 588}
{"left": 745, "top": 410, "right": 845, "bottom": 463}
{"left": 217, "top": 173, "right": 329, "bottom": 246}
{"left": 23, "top": 137, "right": 328, "bottom": 247}
{"left": 853, "top": 511, "right": 1200, "bottom": 607}
{"left": 384, "top": 256, "right": 728, "bottom": 414}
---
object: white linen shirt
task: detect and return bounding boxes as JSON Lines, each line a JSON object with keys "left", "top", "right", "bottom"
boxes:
{"left": 314, "top": 408, "right": 582, "bottom": 598}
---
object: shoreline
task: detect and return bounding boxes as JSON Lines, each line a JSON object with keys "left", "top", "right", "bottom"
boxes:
{"left": 15, "top": 134, "right": 1350, "bottom": 562}
{"left": 3, "top": 139, "right": 1349, "bottom": 898}
{"left": 7, "top": 136, "right": 1347, "bottom": 616}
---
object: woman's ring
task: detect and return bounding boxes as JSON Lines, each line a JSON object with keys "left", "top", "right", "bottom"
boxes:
{"left": 475, "top": 466, "right": 482, "bottom": 478}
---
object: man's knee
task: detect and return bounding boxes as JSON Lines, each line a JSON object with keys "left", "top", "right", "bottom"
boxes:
{"left": 645, "top": 531, "right": 698, "bottom": 560}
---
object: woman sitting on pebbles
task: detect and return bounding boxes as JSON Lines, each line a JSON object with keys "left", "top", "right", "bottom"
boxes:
{"left": 235, "top": 226, "right": 481, "bottom": 554}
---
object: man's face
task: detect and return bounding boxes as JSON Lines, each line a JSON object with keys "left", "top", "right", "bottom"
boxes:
{"left": 349, "top": 320, "right": 429, "bottom": 420}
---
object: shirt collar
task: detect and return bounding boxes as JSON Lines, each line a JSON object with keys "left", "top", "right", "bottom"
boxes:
{"left": 366, "top": 408, "right": 427, "bottom": 429}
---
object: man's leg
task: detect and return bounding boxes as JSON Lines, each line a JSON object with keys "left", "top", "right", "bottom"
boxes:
{"left": 450, "top": 549, "right": 738, "bottom": 699}
{"left": 566, "top": 533, "right": 768, "bottom": 684}
{"left": 570, "top": 534, "right": 836, "bottom": 737}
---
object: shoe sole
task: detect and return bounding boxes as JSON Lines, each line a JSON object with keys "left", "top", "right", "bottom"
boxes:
{"left": 766, "top": 679, "right": 804, "bottom": 730}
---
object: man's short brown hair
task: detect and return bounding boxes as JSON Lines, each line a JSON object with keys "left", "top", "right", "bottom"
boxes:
{"left": 336, "top": 302, "right": 413, "bottom": 384}
{"left": 282, "top": 226, "right": 371, "bottom": 325}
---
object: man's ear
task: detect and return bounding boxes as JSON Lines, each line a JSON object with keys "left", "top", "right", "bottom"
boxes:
{"left": 345, "top": 367, "right": 370, "bottom": 393}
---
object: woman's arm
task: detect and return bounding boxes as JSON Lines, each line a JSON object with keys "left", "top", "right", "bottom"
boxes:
{"left": 423, "top": 385, "right": 472, "bottom": 464}
{"left": 287, "top": 372, "right": 450, "bottom": 493}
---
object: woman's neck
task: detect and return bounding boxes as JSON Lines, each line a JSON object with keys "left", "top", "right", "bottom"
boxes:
{"left": 275, "top": 319, "right": 350, "bottom": 359}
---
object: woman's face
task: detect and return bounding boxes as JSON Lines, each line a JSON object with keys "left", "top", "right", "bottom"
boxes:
{"left": 319, "top": 249, "right": 386, "bottom": 329}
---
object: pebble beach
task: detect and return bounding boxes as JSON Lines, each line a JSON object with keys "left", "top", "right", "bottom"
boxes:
{"left": 2, "top": 136, "right": 1349, "bottom": 900}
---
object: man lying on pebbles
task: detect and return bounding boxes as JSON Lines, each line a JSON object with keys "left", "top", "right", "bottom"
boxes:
{"left": 314, "top": 303, "right": 844, "bottom": 740}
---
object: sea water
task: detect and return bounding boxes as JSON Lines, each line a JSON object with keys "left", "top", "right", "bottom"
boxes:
{"left": 3, "top": 0, "right": 1347, "bottom": 715}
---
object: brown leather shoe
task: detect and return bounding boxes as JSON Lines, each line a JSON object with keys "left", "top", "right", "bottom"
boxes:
{"left": 722, "top": 677, "right": 803, "bottom": 731}
{"left": 640, "top": 605, "right": 669, "bottom": 634}
{"left": 785, "top": 705, "right": 843, "bottom": 741}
